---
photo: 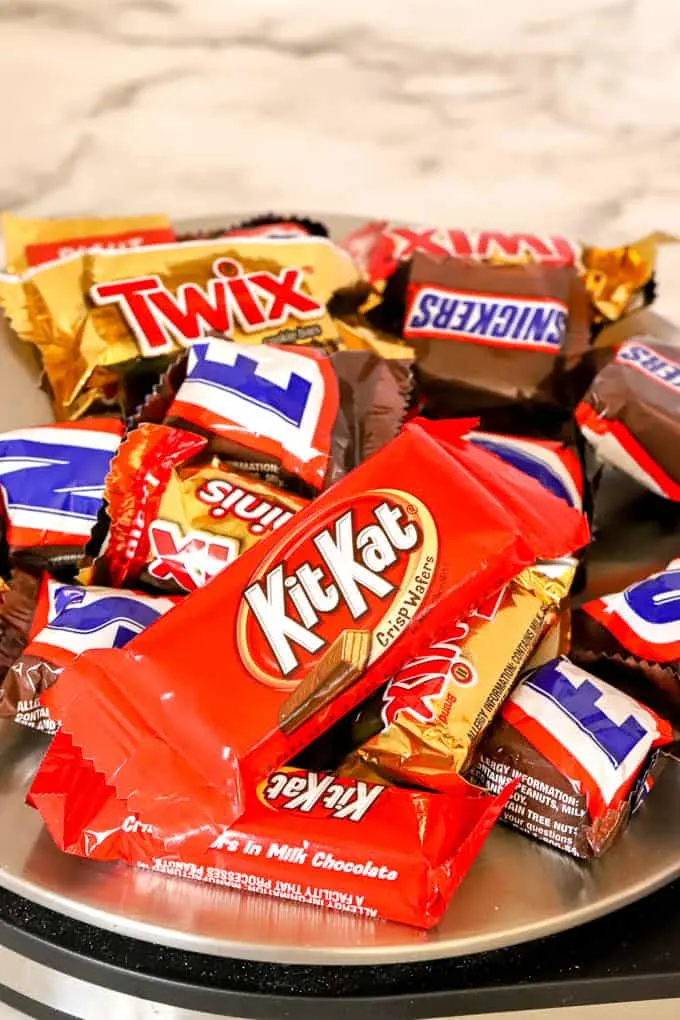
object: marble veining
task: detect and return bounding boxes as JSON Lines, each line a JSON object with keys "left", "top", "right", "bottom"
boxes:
{"left": 4, "top": 0, "right": 680, "bottom": 316}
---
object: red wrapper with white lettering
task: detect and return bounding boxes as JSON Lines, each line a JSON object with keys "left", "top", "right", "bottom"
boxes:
{"left": 576, "top": 339, "right": 680, "bottom": 499}
{"left": 340, "top": 220, "right": 577, "bottom": 288}
{"left": 41, "top": 420, "right": 588, "bottom": 829}
{"left": 29, "top": 744, "right": 514, "bottom": 929}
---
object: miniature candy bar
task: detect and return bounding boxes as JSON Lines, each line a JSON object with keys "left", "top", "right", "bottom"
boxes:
{"left": 345, "top": 562, "right": 574, "bottom": 789}
{"left": 29, "top": 748, "right": 514, "bottom": 930}
{"left": 470, "top": 657, "right": 672, "bottom": 858}
{"left": 577, "top": 339, "right": 680, "bottom": 499}
{"left": 0, "top": 578, "right": 180, "bottom": 732}
{"left": 40, "top": 421, "right": 588, "bottom": 830}
{"left": 1, "top": 211, "right": 175, "bottom": 272}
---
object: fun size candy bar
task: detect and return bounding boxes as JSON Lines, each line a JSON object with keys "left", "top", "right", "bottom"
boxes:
{"left": 466, "top": 431, "right": 583, "bottom": 509}
{"left": 29, "top": 749, "right": 513, "bottom": 930}
{"left": 0, "top": 236, "right": 359, "bottom": 419}
{"left": 41, "top": 421, "right": 588, "bottom": 829}
{"left": 0, "top": 419, "right": 122, "bottom": 553}
{"left": 1, "top": 211, "right": 175, "bottom": 272}
{"left": 577, "top": 339, "right": 680, "bottom": 499}
{"left": 0, "top": 578, "right": 181, "bottom": 733}
{"left": 93, "top": 422, "right": 309, "bottom": 593}
{"left": 343, "top": 562, "right": 575, "bottom": 789}
{"left": 165, "top": 339, "right": 411, "bottom": 492}
{"left": 470, "top": 656, "right": 672, "bottom": 858}
{"left": 571, "top": 560, "right": 680, "bottom": 725}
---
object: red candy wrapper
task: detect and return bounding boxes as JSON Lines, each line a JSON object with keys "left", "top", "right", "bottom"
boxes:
{"left": 40, "top": 421, "right": 588, "bottom": 830}
{"left": 341, "top": 220, "right": 577, "bottom": 287}
{"left": 29, "top": 744, "right": 514, "bottom": 929}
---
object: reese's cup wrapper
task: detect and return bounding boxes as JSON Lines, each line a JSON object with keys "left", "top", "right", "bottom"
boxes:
{"left": 343, "top": 561, "right": 575, "bottom": 788}
{"left": 470, "top": 656, "right": 673, "bottom": 858}
{"left": 571, "top": 560, "right": 680, "bottom": 725}
{"left": 0, "top": 236, "right": 359, "bottom": 419}
{"left": 29, "top": 750, "right": 513, "bottom": 930}
{"left": 40, "top": 421, "right": 588, "bottom": 830}
{"left": 0, "top": 578, "right": 181, "bottom": 733}
{"left": 94, "top": 422, "right": 309, "bottom": 593}
{"left": 576, "top": 338, "right": 680, "bottom": 499}
{"left": 2, "top": 211, "right": 175, "bottom": 272}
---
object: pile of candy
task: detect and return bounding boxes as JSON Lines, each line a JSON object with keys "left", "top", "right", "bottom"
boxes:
{"left": 0, "top": 211, "right": 677, "bottom": 930}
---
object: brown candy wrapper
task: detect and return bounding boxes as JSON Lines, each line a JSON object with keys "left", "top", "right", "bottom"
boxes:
{"left": 0, "top": 569, "right": 40, "bottom": 687}
{"left": 469, "top": 657, "right": 673, "bottom": 858}
{"left": 341, "top": 561, "right": 575, "bottom": 790}
{"left": 368, "top": 253, "right": 592, "bottom": 421}
{"left": 0, "top": 236, "right": 359, "bottom": 419}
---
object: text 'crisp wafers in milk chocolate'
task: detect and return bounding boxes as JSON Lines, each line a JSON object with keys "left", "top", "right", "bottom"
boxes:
{"left": 577, "top": 339, "right": 680, "bottom": 499}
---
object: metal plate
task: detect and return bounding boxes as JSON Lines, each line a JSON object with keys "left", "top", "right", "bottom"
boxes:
{"left": 0, "top": 213, "right": 679, "bottom": 967}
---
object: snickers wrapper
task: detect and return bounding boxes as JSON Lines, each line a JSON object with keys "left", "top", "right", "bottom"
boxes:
{"left": 395, "top": 253, "right": 592, "bottom": 417}
{"left": 40, "top": 421, "right": 588, "bottom": 830}
{"left": 571, "top": 559, "right": 680, "bottom": 725}
{"left": 576, "top": 339, "right": 680, "bottom": 499}
{"left": 341, "top": 220, "right": 661, "bottom": 323}
{"left": 28, "top": 748, "right": 513, "bottom": 930}
{"left": 344, "top": 561, "right": 575, "bottom": 788}
{"left": 470, "top": 657, "right": 672, "bottom": 858}
{"left": 0, "top": 236, "right": 359, "bottom": 419}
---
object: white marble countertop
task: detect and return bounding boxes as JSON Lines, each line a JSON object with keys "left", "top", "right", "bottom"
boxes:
{"left": 4, "top": 0, "right": 680, "bottom": 316}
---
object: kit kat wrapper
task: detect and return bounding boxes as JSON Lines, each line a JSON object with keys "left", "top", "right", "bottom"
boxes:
{"left": 41, "top": 421, "right": 588, "bottom": 830}
{"left": 28, "top": 741, "right": 514, "bottom": 930}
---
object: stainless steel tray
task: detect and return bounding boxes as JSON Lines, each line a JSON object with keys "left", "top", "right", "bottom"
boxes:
{"left": 0, "top": 213, "right": 679, "bottom": 967}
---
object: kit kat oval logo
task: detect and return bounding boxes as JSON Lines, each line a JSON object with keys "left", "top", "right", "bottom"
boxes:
{"left": 237, "top": 489, "right": 438, "bottom": 690}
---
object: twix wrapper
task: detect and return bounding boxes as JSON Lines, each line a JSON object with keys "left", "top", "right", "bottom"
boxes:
{"left": 341, "top": 220, "right": 667, "bottom": 324}
{"left": 0, "top": 236, "right": 360, "bottom": 419}
{"left": 2, "top": 211, "right": 175, "bottom": 272}
{"left": 341, "top": 560, "right": 576, "bottom": 790}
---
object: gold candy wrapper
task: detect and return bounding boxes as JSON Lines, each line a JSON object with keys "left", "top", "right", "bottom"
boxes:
{"left": 0, "top": 237, "right": 360, "bottom": 419}
{"left": 2, "top": 212, "right": 175, "bottom": 273}
{"left": 341, "top": 560, "right": 576, "bottom": 792}
{"left": 581, "top": 232, "right": 677, "bottom": 323}
{"left": 93, "top": 421, "right": 309, "bottom": 593}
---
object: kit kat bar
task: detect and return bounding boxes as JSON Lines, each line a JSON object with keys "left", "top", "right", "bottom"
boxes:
{"left": 279, "top": 630, "right": 371, "bottom": 734}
